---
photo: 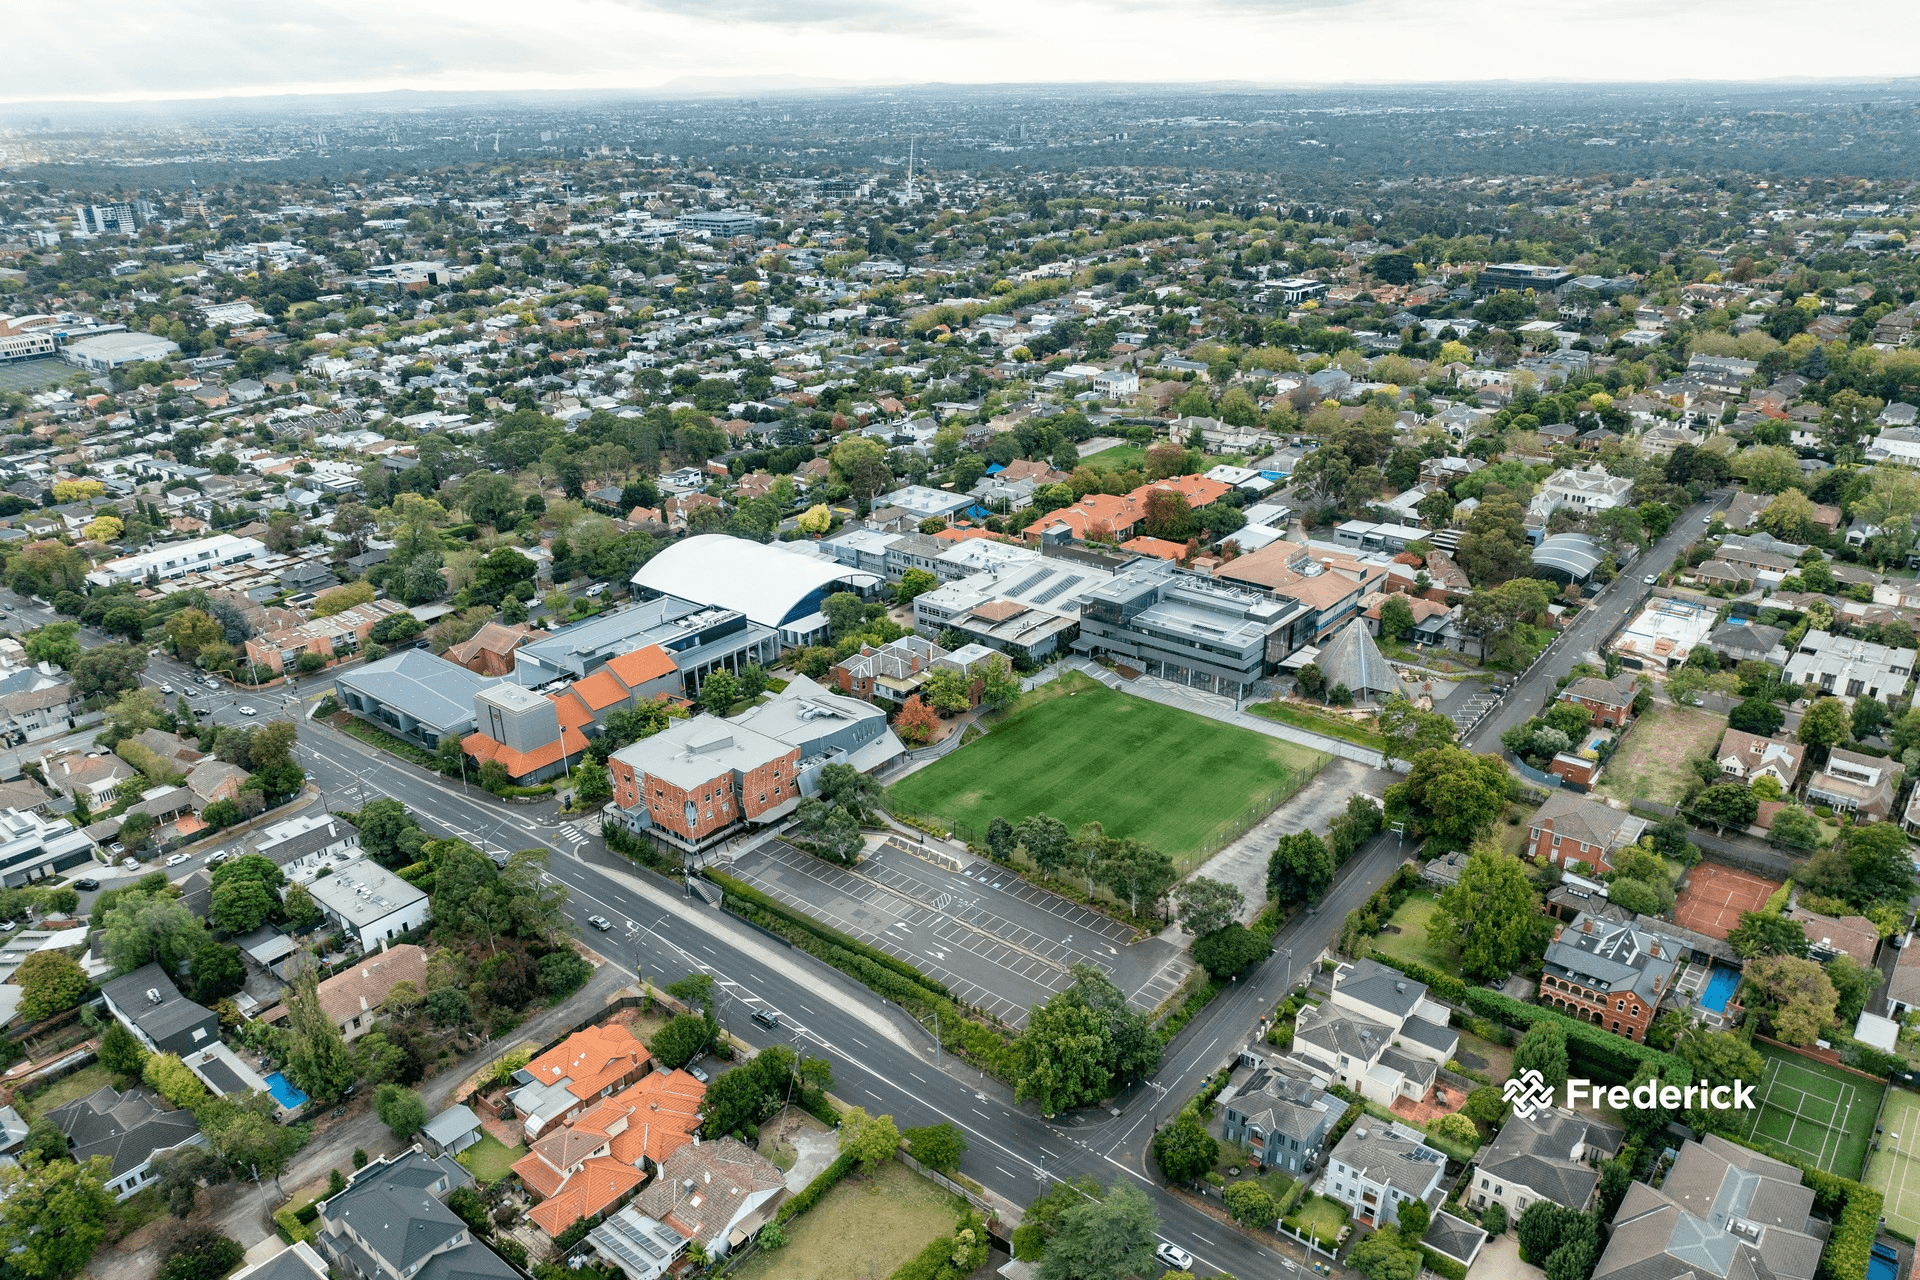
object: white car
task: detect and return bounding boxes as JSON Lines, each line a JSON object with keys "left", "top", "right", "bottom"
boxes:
{"left": 239, "top": 706, "right": 258, "bottom": 717}
{"left": 160, "top": 683, "right": 174, "bottom": 694}
{"left": 1643, "top": 574, "right": 1659, "bottom": 586}
{"left": 165, "top": 853, "right": 189, "bottom": 867}
{"left": 1154, "top": 1242, "right": 1194, "bottom": 1271}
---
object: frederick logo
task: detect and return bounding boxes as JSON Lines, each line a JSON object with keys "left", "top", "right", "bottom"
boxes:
{"left": 1502, "top": 1069, "right": 1756, "bottom": 1116}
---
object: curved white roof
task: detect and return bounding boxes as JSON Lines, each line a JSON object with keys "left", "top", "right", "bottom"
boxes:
{"left": 631, "top": 534, "right": 873, "bottom": 628}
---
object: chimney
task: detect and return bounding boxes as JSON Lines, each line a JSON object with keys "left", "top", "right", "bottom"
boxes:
{"left": 361, "top": 995, "right": 369, "bottom": 1012}
{"left": 1582, "top": 920, "right": 1593, "bottom": 934}
{"left": 682, "top": 1179, "right": 695, "bottom": 1197}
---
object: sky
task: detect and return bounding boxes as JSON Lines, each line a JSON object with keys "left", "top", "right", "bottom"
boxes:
{"left": 9, "top": 0, "right": 1920, "bottom": 105}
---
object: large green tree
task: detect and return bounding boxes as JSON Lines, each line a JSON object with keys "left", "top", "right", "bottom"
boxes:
{"left": 283, "top": 962, "right": 355, "bottom": 1100}
{"left": 0, "top": 1154, "right": 115, "bottom": 1280}
{"left": 15, "top": 950, "right": 88, "bottom": 1023}
{"left": 1035, "top": 1181, "right": 1160, "bottom": 1280}
{"left": 1151, "top": 1110, "right": 1218, "bottom": 1184}
{"left": 1395, "top": 747, "right": 1509, "bottom": 850}
{"left": 1267, "top": 830, "right": 1334, "bottom": 906}
{"left": 1430, "top": 848, "right": 1548, "bottom": 979}
{"left": 1511, "top": 1021, "right": 1570, "bottom": 1094}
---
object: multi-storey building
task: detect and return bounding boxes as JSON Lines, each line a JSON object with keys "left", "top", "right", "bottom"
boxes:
{"left": 1074, "top": 559, "right": 1312, "bottom": 701}
{"left": 1323, "top": 1119, "right": 1446, "bottom": 1229}
{"left": 1466, "top": 1107, "right": 1623, "bottom": 1221}
{"left": 608, "top": 716, "right": 801, "bottom": 850}
{"left": 1538, "top": 913, "right": 1682, "bottom": 1043}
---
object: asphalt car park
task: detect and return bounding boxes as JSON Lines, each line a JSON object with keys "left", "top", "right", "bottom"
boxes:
{"left": 727, "top": 837, "right": 1187, "bottom": 1027}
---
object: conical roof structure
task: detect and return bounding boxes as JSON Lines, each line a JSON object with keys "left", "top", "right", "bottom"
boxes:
{"left": 1315, "top": 619, "right": 1410, "bottom": 705}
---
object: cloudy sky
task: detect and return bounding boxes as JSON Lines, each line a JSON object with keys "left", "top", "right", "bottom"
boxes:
{"left": 10, "top": 0, "right": 1919, "bottom": 104}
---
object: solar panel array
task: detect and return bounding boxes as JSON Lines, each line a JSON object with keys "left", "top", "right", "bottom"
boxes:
{"left": 1029, "top": 573, "right": 1085, "bottom": 606}
{"left": 1006, "top": 568, "right": 1052, "bottom": 596}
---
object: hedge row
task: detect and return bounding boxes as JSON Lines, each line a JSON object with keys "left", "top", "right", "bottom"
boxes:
{"left": 778, "top": 1151, "right": 856, "bottom": 1223}
{"left": 1421, "top": 1246, "right": 1470, "bottom": 1280}
{"left": 887, "top": 1213, "right": 989, "bottom": 1280}
{"left": 1789, "top": 1163, "right": 1884, "bottom": 1280}
{"left": 1368, "top": 954, "right": 1690, "bottom": 1086}
{"left": 602, "top": 820, "right": 689, "bottom": 876}
{"left": 709, "top": 870, "right": 955, "bottom": 998}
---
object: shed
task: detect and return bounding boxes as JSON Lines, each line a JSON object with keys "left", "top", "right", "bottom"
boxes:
{"left": 420, "top": 1103, "right": 483, "bottom": 1157}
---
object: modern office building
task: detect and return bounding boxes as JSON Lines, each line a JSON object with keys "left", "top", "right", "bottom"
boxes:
{"left": 333, "top": 648, "right": 501, "bottom": 751}
{"left": 1476, "top": 262, "right": 1575, "bottom": 295}
{"left": 513, "top": 596, "right": 765, "bottom": 696}
{"left": 607, "top": 716, "right": 801, "bottom": 851}
{"left": 1073, "top": 558, "right": 1312, "bottom": 699}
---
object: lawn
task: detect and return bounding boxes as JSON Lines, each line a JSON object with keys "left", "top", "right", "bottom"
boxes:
{"left": 1082, "top": 444, "right": 1146, "bottom": 470}
{"left": 1367, "top": 890, "right": 1458, "bottom": 973}
{"left": 1283, "top": 1192, "right": 1349, "bottom": 1248}
{"left": 887, "top": 672, "right": 1328, "bottom": 870}
{"left": 19, "top": 1063, "right": 115, "bottom": 1119}
{"left": 731, "top": 1161, "right": 962, "bottom": 1280}
{"left": 1595, "top": 702, "right": 1726, "bottom": 806}
{"left": 458, "top": 1133, "right": 525, "bottom": 1184}
{"left": 1248, "top": 700, "right": 1388, "bottom": 750}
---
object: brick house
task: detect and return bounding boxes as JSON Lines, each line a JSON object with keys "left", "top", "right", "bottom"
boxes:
{"left": 1538, "top": 913, "right": 1682, "bottom": 1043}
{"left": 1557, "top": 673, "right": 1640, "bottom": 729}
{"left": 1525, "top": 792, "right": 1648, "bottom": 874}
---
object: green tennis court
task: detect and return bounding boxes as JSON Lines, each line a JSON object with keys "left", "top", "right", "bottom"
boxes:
{"left": 1867, "top": 1089, "right": 1920, "bottom": 1237}
{"left": 1737, "top": 1043, "right": 1881, "bottom": 1179}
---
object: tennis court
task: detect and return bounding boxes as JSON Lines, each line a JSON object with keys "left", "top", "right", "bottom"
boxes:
{"left": 1672, "top": 863, "right": 1780, "bottom": 940}
{"left": 1739, "top": 1043, "right": 1881, "bottom": 1179}
{"left": 1867, "top": 1088, "right": 1920, "bottom": 1237}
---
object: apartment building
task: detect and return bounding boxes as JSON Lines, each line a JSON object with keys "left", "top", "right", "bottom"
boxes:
{"left": 84, "top": 533, "right": 267, "bottom": 589}
{"left": 1784, "top": 630, "right": 1915, "bottom": 706}
{"left": 607, "top": 716, "right": 801, "bottom": 851}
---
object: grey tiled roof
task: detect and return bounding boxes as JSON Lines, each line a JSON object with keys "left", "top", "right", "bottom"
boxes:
{"left": 48, "top": 1085, "right": 200, "bottom": 1179}
{"left": 1592, "top": 1135, "right": 1821, "bottom": 1280}
{"left": 1329, "top": 1120, "right": 1447, "bottom": 1198}
{"left": 1423, "top": 1211, "right": 1486, "bottom": 1266}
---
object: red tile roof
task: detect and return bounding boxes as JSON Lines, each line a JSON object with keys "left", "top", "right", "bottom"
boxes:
{"left": 605, "top": 645, "right": 677, "bottom": 687}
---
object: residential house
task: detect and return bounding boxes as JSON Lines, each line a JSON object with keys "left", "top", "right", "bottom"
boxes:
{"left": 1528, "top": 466, "right": 1634, "bottom": 526}
{"left": 1558, "top": 673, "right": 1640, "bottom": 729}
{"left": 1323, "top": 1119, "right": 1446, "bottom": 1229}
{"left": 0, "top": 805, "right": 99, "bottom": 887}
{"left": 1466, "top": 1108, "right": 1624, "bottom": 1221}
{"left": 512, "top": 1126, "right": 647, "bottom": 1239}
{"left": 624, "top": 1139, "right": 785, "bottom": 1263}
{"left": 253, "top": 811, "right": 362, "bottom": 877}
{"left": 185, "top": 759, "right": 249, "bottom": 809}
{"left": 507, "top": 1024, "right": 653, "bottom": 1140}
{"left": 1707, "top": 620, "right": 1786, "bottom": 667}
{"left": 1525, "top": 792, "right": 1649, "bottom": 873}
{"left": 316, "top": 1148, "right": 519, "bottom": 1280}
{"left": 445, "top": 622, "right": 537, "bottom": 676}
{"left": 1784, "top": 630, "right": 1915, "bottom": 706}
{"left": 834, "top": 635, "right": 946, "bottom": 704}
{"left": 48, "top": 1085, "right": 204, "bottom": 1201}
{"left": 101, "top": 963, "right": 220, "bottom": 1055}
{"left": 509, "top": 1068, "right": 706, "bottom": 1237}
{"left": 42, "top": 751, "right": 135, "bottom": 807}
{"left": 257, "top": 944, "right": 427, "bottom": 1042}
{"left": 0, "top": 677, "right": 85, "bottom": 745}
{"left": 1715, "top": 730, "right": 1805, "bottom": 789}
{"left": 305, "top": 860, "right": 430, "bottom": 952}
{"left": 1786, "top": 907, "right": 1879, "bottom": 965}
{"left": 1805, "top": 747, "right": 1897, "bottom": 821}
{"left": 1220, "top": 1061, "right": 1339, "bottom": 1175}
{"left": 1716, "top": 532, "right": 1809, "bottom": 579}
{"left": 1591, "top": 1136, "right": 1821, "bottom": 1280}
{"left": 1289, "top": 958, "right": 1458, "bottom": 1108}
{"left": 1539, "top": 913, "right": 1683, "bottom": 1043}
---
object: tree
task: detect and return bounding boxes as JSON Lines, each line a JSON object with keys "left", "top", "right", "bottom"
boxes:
{"left": 355, "top": 799, "right": 422, "bottom": 863}
{"left": 837, "top": 1106, "right": 901, "bottom": 1174}
{"left": 894, "top": 695, "right": 940, "bottom": 746}
{"left": 284, "top": 961, "right": 355, "bottom": 1099}
{"left": 1768, "top": 806, "right": 1822, "bottom": 851}
{"left": 15, "top": 950, "right": 87, "bottom": 1023}
{"left": 698, "top": 669, "right": 739, "bottom": 713}
{"left": 150, "top": 1146, "right": 230, "bottom": 1218}
{"left": 102, "top": 893, "right": 206, "bottom": 975}
{"left": 24, "top": 621, "right": 81, "bottom": 670}
{"left": 164, "top": 609, "right": 221, "bottom": 664}
{"left": 1827, "top": 954, "right": 1877, "bottom": 1025}
{"left": 1674, "top": 1027, "right": 1764, "bottom": 1091}
{"left": 650, "top": 1014, "right": 713, "bottom": 1069}
{"left": 374, "top": 1084, "right": 427, "bottom": 1141}
{"left": 470, "top": 547, "right": 537, "bottom": 605}
{"left": 1797, "top": 697, "right": 1850, "bottom": 752}
{"left": 1223, "top": 1180, "right": 1278, "bottom": 1228}
{"left": 895, "top": 568, "right": 938, "bottom": 605}
{"left": 195, "top": 1091, "right": 303, "bottom": 1181}
{"left": 1349, "top": 1233, "right": 1422, "bottom": 1280}
{"left": 99, "top": 1019, "right": 149, "bottom": 1079}
{"left": 976, "top": 653, "right": 1021, "bottom": 710}
{"left": 1511, "top": 1022, "right": 1570, "bottom": 1094}
{"left": 1174, "top": 877, "right": 1244, "bottom": 937}
{"left": 1732, "top": 444, "right": 1803, "bottom": 494}
{"left": 1396, "top": 1198, "right": 1432, "bottom": 1242}
{"left": 0, "top": 1154, "right": 115, "bottom": 1280}
{"left": 1727, "top": 911, "right": 1810, "bottom": 960}
{"left": 1397, "top": 747, "right": 1509, "bottom": 850}
{"left": 1745, "top": 954, "right": 1838, "bottom": 1045}
{"left": 1856, "top": 463, "right": 1920, "bottom": 568}
{"left": 1844, "top": 822, "right": 1916, "bottom": 904}
{"left": 1689, "top": 783, "right": 1758, "bottom": 832}
{"left": 72, "top": 643, "right": 148, "bottom": 697}
{"left": 830, "top": 436, "right": 894, "bottom": 502}
{"left": 1011, "top": 993, "right": 1113, "bottom": 1116}
{"left": 1429, "top": 1112, "right": 1479, "bottom": 1145}
{"left": 1151, "top": 1110, "right": 1217, "bottom": 1184}
{"left": 1094, "top": 838, "right": 1177, "bottom": 917}
{"left": 1728, "top": 697, "right": 1785, "bottom": 737}
{"left": 1517, "top": 1203, "right": 1584, "bottom": 1266}
{"left": 822, "top": 591, "right": 866, "bottom": 640}
{"left": 208, "top": 878, "right": 275, "bottom": 933}
{"left": 188, "top": 940, "right": 244, "bottom": 1004}
{"left": 1378, "top": 696, "right": 1457, "bottom": 767}
{"left": 1013, "top": 813, "right": 1073, "bottom": 875}
{"left": 1463, "top": 578, "right": 1551, "bottom": 667}
{"left": 1267, "top": 830, "right": 1333, "bottom": 906}
{"left": 571, "top": 759, "right": 612, "bottom": 805}
{"left": 903, "top": 1122, "right": 967, "bottom": 1173}
{"left": 156, "top": 1226, "right": 244, "bottom": 1280}
{"left": 1035, "top": 1181, "right": 1159, "bottom": 1280}
{"left": 797, "top": 504, "right": 832, "bottom": 536}
{"left": 923, "top": 667, "right": 971, "bottom": 715}
{"left": 143, "top": 1053, "right": 209, "bottom": 1109}
{"left": 1378, "top": 593, "right": 1416, "bottom": 642}
{"left": 1192, "top": 924, "right": 1269, "bottom": 979}
{"left": 1431, "top": 848, "right": 1547, "bottom": 980}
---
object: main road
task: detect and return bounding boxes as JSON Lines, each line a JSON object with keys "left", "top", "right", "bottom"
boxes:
{"left": 1463, "top": 495, "right": 1726, "bottom": 754}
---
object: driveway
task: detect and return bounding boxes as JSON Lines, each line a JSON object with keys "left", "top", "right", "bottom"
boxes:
{"left": 1472, "top": 1232, "right": 1544, "bottom": 1280}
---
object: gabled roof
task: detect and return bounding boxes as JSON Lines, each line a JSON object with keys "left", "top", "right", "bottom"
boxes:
{"left": 1478, "top": 1107, "right": 1623, "bottom": 1209}
{"left": 523, "top": 1024, "right": 649, "bottom": 1103}
{"left": 526, "top": 1156, "right": 646, "bottom": 1237}
{"left": 48, "top": 1084, "right": 201, "bottom": 1178}
{"left": 1314, "top": 620, "right": 1409, "bottom": 701}
{"left": 604, "top": 644, "right": 678, "bottom": 688}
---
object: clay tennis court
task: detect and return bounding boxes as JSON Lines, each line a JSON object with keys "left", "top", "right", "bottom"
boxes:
{"left": 1673, "top": 863, "right": 1781, "bottom": 938}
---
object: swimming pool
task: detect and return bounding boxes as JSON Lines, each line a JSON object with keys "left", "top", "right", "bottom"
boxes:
{"left": 1869, "top": 1243, "right": 1898, "bottom": 1280}
{"left": 263, "top": 1071, "right": 309, "bottom": 1110}
{"left": 1700, "top": 966, "right": 1742, "bottom": 1013}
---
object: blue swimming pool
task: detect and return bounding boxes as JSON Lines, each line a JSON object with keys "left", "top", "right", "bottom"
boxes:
{"left": 1869, "top": 1243, "right": 1898, "bottom": 1280}
{"left": 1700, "top": 966, "right": 1742, "bottom": 1013}
{"left": 263, "top": 1071, "right": 308, "bottom": 1110}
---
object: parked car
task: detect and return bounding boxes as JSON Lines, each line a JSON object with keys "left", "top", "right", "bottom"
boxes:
{"left": 73, "top": 878, "right": 99, "bottom": 891}
{"left": 687, "top": 1064, "right": 710, "bottom": 1083}
{"left": 165, "top": 853, "right": 189, "bottom": 867}
{"left": 587, "top": 583, "right": 607, "bottom": 598}
{"left": 120, "top": 858, "right": 139, "bottom": 871}
{"left": 1154, "top": 1243, "right": 1194, "bottom": 1271}
{"left": 1643, "top": 574, "right": 1659, "bottom": 585}
{"left": 108, "top": 842, "right": 125, "bottom": 855}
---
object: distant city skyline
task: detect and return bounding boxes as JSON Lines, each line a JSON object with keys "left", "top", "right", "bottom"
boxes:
{"left": 9, "top": 0, "right": 1920, "bottom": 106}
